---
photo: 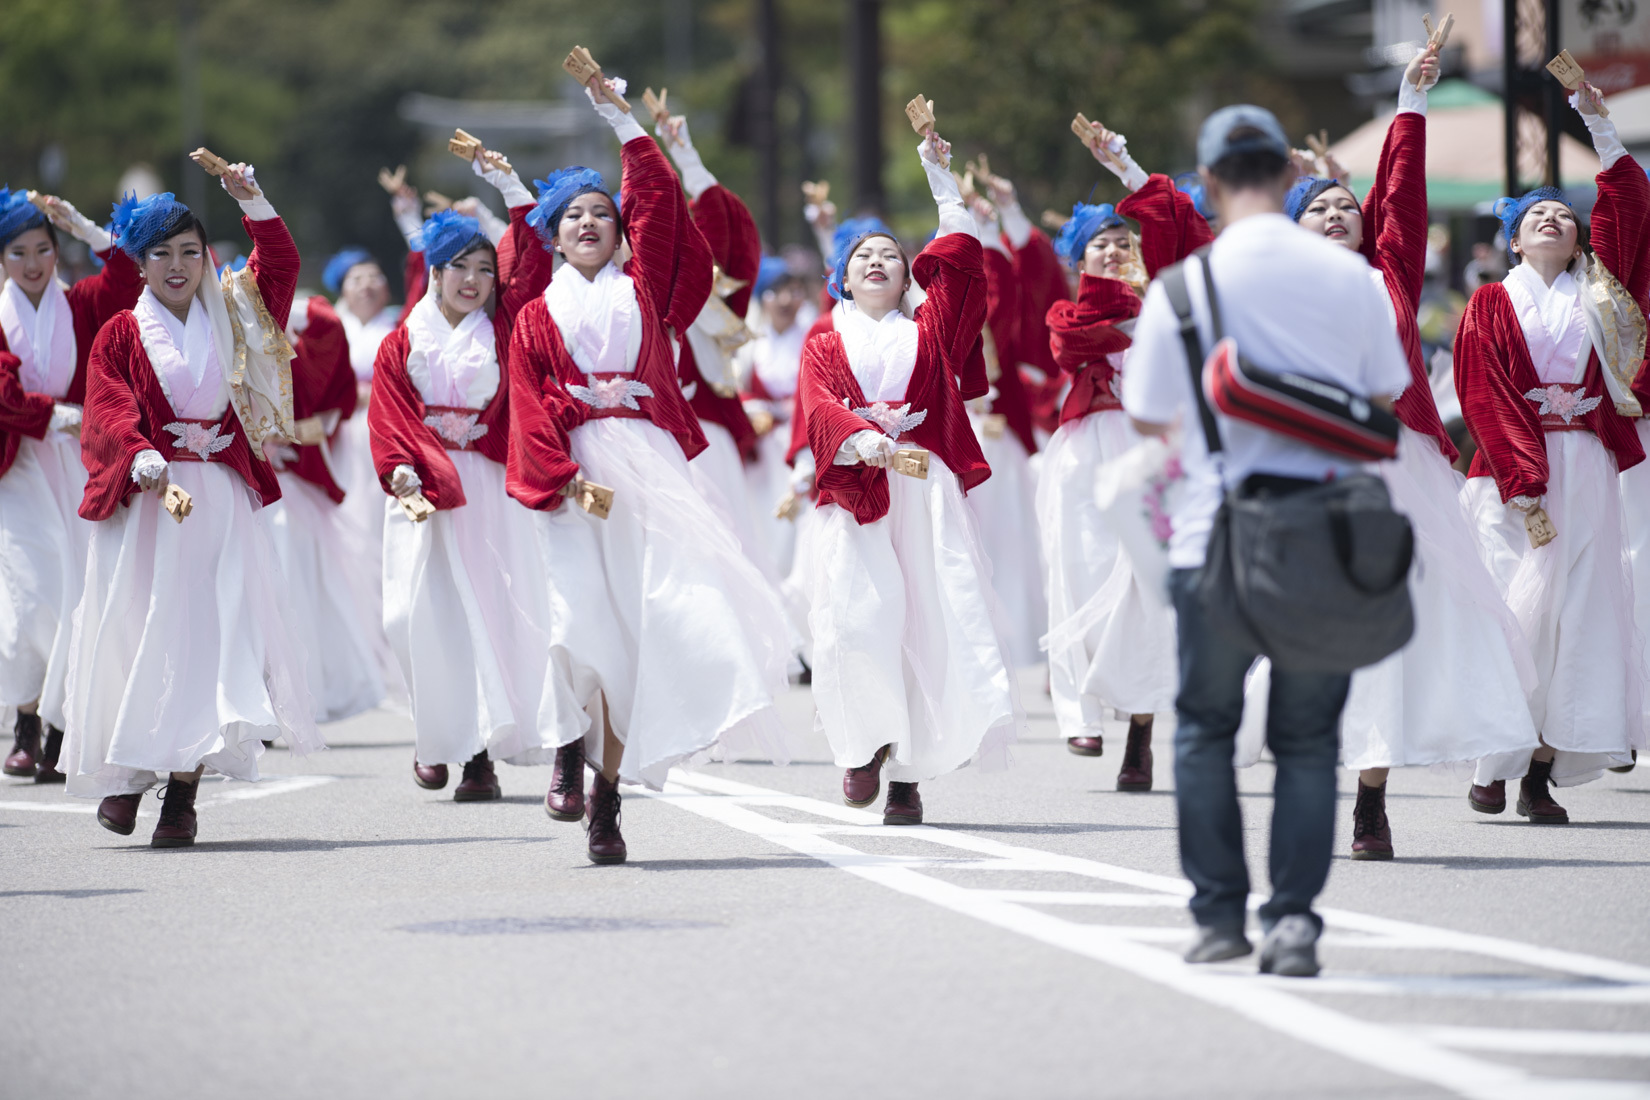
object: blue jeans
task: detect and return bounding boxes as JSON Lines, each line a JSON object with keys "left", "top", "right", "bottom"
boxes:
{"left": 1168, "top": 567, "right": 1349, "bottom": 933}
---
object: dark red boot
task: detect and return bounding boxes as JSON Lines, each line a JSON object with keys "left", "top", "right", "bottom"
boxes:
{"left": 1066, "top": 735, "right": 1103, "bottom": 757}
{"left": 1517, "top": 758, "right": 1569, "bottom": 823}
{"left": 843, "top": 744, "right": 890, "bottom": 808}
{"left": 413, "top": 756, "right": 448, "bottom": 790}
{"left": 545, "top": 740, "right": 586, "bottom": 821}
{"left": 150, "top": 780, "right": 199, "bottom": 848}
{"left": 586, "top": 772, "right": 627, "bottom": 864}
{"left": 4, "top": 711, "right": 41, "bottom": 777}
{"left": 97, "top": 792, "right": 145, "bottom": 836}
{"left": 453, "top": 750, "right": 501, "bottom": 802}
{"left": 1468, "top": 779, "right": 1506, "bottom": 814}
{"left": 1116, "top": 718, "right": 1153, "bottom": 791}
{"left": 1350, "top": 780, "right": 1394, "bottom": 860}
{"left": 883, "top": 781, "right": 923, "bottom": 826}
{"left": 34, "top": 726, "right": 64, "bottom": 784}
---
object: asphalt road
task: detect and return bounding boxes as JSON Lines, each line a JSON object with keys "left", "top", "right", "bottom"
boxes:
{"left": 2, "top": 674, "right": 1647, "bottom": 1100}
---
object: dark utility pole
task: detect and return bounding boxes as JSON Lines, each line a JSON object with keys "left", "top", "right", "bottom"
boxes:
{"left": 847, "top": 0, "right": 884, "bottom": 215}
{"left": 753, "top": 0, "right": 781, "bottom": 243}
{"left": 1503, "top": 0, "right": 1519, "bottom": 196}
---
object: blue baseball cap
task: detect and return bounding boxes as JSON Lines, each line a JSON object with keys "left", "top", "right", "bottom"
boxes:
{"left": 1196, "top": 105, "right": 1290, "bottom": 169}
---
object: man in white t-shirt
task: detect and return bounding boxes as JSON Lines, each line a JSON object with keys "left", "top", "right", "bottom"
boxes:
{"left": 1122, "top": 105, "right": 1410, "bottom": 978}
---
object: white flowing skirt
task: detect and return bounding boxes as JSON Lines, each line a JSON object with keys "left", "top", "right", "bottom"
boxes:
{"left": 0, "top": 431, "right": 89, "bottom": 728}
{"left": 967, "top": 417, "right": 1047, "bottom": 668}
{"left": 331, "top": 412, "right": 402, "bottom": 697}
{"left": 561, "top": 418, "right": 797, "bottom": 789}
{"left": 811, "top": 455, "right": 1023, "bottom": 782}
{"left": 61, "top": 463, "right": 324, "bottom": 798}
{"left": 267, "top": 473, "right": 385, "bottom": 723}
{"left": 1622, "top": 421, "right": 1650, "bottom": 716}
{"left": 1036, "top": 412, "right": 1178, "bottom": 735}
{"left": 1463, "top": 430, "right": 1646, "bottom": 784}
{"left": 383, "top": 451, "right": 571, "bottom": 767}
{"left": 780, "top": 491, "right": 820, "bottom": 657}
{"left": 746, "top": 427, "right": 798, "bottom": 575}
{"left": 691, "top": 422, "right": 779, "bottom": 581}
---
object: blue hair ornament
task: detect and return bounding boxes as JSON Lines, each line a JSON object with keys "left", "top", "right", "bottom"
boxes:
{"left": 323, "top": 247, "right": 376, "bottom": 294}
{"left": 218, "top": 254, "right": 248, "bottom": 279}
{"left": 754, "top": 255, "right": 789, "bottom": 298}
{"left": 1493, "top": 186, "right": 1572, "bottom": 261}
{"left": 1284, "top": 176, "right": 1355, "bottom": 223}
{"left": 111, "top": 191, "right": 193, "bottom": 259}
{"left": 826, "top": 216, "right": 897, "bottom": 301}
{"left": 1052, "top": 202, "right": 1125, "bottom": 269}
{"left": 526, "top": 167, "right": 611, "bottom": 251}
{"left": 1173, "top": 172, "right": 1213, "bottom": 220}
{"left": 417, "top": 209, "right": 486, "bottom": 269}
{"left": 0, "top": 188, "right": 48, "bottom": 250}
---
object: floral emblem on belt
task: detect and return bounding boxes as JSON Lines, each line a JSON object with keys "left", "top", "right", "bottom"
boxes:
{"left": 1524, "top": 385, "right": 1602, "bottom": 425}
{"left": 569, "top": 377, "right": 654, "bottom": 411}
{"left": 423, "top": 410, "right": 489, "bottom": 447}
{"left": 848, "top": 399, "right": 927, "bottom": 439}
{"left": 162, "top": 421, "right": 235, "bottom": 460}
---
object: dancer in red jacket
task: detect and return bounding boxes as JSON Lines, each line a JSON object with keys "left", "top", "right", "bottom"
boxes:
{"left": 1037, "top": 119, "right": 1212, "bottom": 789}
{"left": 1454, "top": 80, "right": 1650, "bottom": 819}
{"left": 0, "top": 187, "right": 142, "bottom": 780}
{"left": 801, "top": 127, "right": 1022, "bottom": 826}
{"left": 63, "top": 161, "right": 324, "bottom": 847}
{"left": 506, "top": 73, "right": 795, "bottom": 863}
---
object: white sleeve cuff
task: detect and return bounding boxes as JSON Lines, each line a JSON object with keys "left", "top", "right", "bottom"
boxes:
{"left": 1099, "top": 142, "right": 1149, "bottom": 192}
{"left": 1572, "top": 92, "right": 1627, "bottom": 168}
{"left": 922, "top": 154, "right": 973, "bottom": 239}
{"left": 998, "top": 201, "right": 1033, "bottom": 248}
{"left": 1397, "top": 77, "right": 1429, "bottom": 117}
{"left": 236, "top": 195, "right": 278, "bottom": 222}
{"left": 394, "top": 208, "right": 424, "bottom": 248}
{"left": 50, "top": 404, "right": 81, "bottom": 433}
{"left": 972, "top": 211, "right": 1008, "bottom": 254}
{"left": 473, "top": 159, "right": 534, "bottom": 209}
{"left": 472, "top": 202, "right": 509, "bottom": 245}
{"left": 662, "top": 120, "right": 718, "bottom": 200}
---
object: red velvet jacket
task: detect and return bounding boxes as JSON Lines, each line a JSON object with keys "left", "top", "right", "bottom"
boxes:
{"left": 0, "top": 247, "right": 143, "bottom": 480}
{"left": 979, "top": 246, "right": 1039, "bottom": 454}
{"left": 1358, "top": 111, "right": 1456, "bottom": 461}
{"left": 801, "top": 232, "right": 990, "bottom": 525}
{"left": 785, "top": 306, "right": 839, "bottom": 466}
{"left": 680, "top": 182, "right": 760, "bottom": 461}
{"left": 367, "top": 203, "right": 551, "bottom": 511}
{"left": 1044, "top": 174, "right": 1213, "bottom": 428}
{"left": 286, "top": 296, "right": 358, "bottom": 503}
{"left": 1008, "top": 228, "right": 1069, "bottom": 434}
{"left": 396, "top": 248, "right": 426, "bottom": 329}
{"left": 1455, "top": 155, "right": 1650, "bottom": 498}
{"left": 79, "top": 217, "right": 297, "bottom": 521}
{"left": 506, "top": 135, "right": 714, "bottom": 512}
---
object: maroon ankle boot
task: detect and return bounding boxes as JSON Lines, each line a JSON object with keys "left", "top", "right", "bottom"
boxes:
{"left": 1350, "top": 780, "right": 1394, "bottom": 860}
{"left": 453, "top": 750, "right": 501, "bottom": 802}
{"left": 97, "top": 792, "right": 145, "bottom": 836}
{"left": 413, "top": 756, "right": 449, "bottom": 790}
{"left": 34, "top": 725, "right": 64, "bottom": 784}
{"left": 1468, "top": 779, "right": 1506, "bottom": 814}
{"left": 843, "top": 744, "right": 891, "bottom": 808}
{"left": 883, "top": 781, "right": 923, "bottom": 826}
{"left": 4, "top": 712, "right": 41, "bottom": 777}
{"left": 1517, "top": 758, "right": 1569, "bottom": 823}
{"left": 1116, "top": 719, "right": 1153, "bottom": 791}
{"left": 586, "top": 772, "right": 627, "bottom": 864}
{"left": 545, "top": 740, "right": 586, "bottom": 821}
{"left": 1066, "top": 735, "right": 1103, "bottom": 757}
{"left": 151, "top": 780, "right": 199, "bottom": 848}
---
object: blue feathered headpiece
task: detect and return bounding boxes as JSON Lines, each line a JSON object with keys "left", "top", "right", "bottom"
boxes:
{"left": 111, "top": 191, "right": 194, "bottom": 259}
{"left": 323, "top": 247, "right": 376, "bottom": 294}
{"left": 826, "top": 216, "right": 898, "bottom": 301}
{"left": 0, "top": 188, "right": 48, "bottom": 250}
{"left": 1285, "top": 176, "right": 1356, "bottom": 222}
{"left": 1493, "top": 186, "right": 1573, "bottom": 261}
{"left": 1053, "top": 202, "right": 1126, "bottom": 269}
{"left": 526, "top": 167, "right": 612, "bottom": 251}
{"left": 754, "top": 256, "right": 789, "bottom": 298}
{"left": 417, "top": 210, "right": 487, "bottom": 269}
{"left": 1173, "top": 172, "right": 1213, "bottom": 221}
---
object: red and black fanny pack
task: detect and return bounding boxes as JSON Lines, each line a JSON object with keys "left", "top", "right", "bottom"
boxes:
{"left": 1202, "top": 336, "right": 1399, "bottom": 461}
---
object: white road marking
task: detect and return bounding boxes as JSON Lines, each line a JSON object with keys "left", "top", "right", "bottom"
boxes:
{"left": 0, "top": 774, "right": 337, "bottom": 815}
{"left": 648, "top": 770, "right": 1650, "bottom": 1100}
{"left": 1414, "top": 1027, "right": 1650, "bottom": 1058}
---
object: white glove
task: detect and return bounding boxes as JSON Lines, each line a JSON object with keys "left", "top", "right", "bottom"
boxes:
{"left": 971, "top": 207, "right": 1008, "bottom": 255}
{"left": 1571, "top": 90, "right": 1626, "bottom": 169}
{"left": 472, "top": 156, "right": 534, "bottom": 210}
{"left": 789, "top": 449, "right": 817, "bottom": 492}
{"left": 1095, "top": 135, "right": 1149, "bottom": 192}
{"left": 49, "top": 403, "right": 82, "bottom": 435}
{"left": 587, "top": 79, "right": 648, "bottom": 144}
{"left": 131, "top": 449, "right": 168, "bottom": 491}
{"left": 390, "top": 464, "right": 423, "bottom": 498}
{"left": 835, "top": 429, "right": 893, "bottom": 468}
{"left": 997, "top": 199, "right": 1033, "bottom": 249}
{"left": 44, "top": 198, "right": 113, "bottom": 253}
{"left": 658, "top": 117, "right": 717, "bottom": 200}
{"left": 228, "top": 166, "right": 278, "bottom": 221}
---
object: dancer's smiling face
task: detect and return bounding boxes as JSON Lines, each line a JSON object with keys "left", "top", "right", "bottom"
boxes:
{"left": 142, "top": 229, "right": 208, "bottom": 317}
{"left": 436, "top": 244, "right": 496, "bottom": 320}
{"left": 1298, "top": 185, "right": 1363, "bottom": 251}
{"left": 1512, "top": 200, "right": 1580, "bottom": 266}
{"left": 1081, "top": 226, "right": 1136, "bottom": 280}
{"left": 844, "top": 234, "right": 908, "bottom": 316}
{"left": 1, "top": 226, "right": 57, "bottom": 307}
{"left": 556, "top": 192, "right": 619, "bottom": 278}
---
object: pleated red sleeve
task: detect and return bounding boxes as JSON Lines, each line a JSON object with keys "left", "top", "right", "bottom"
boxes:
{"left": 621, "top": 137, "right": 714, "bottom": 338}
{"left": 1046, "top": 274, "right": 1139, "bottom": 425}
{"left": 0, "top": 339, "right": 51, "bottom": 481}
{"left": 495, "top": 204, "right": 556, "bottom": 336}
{"left": 1591, "top": 154, "right": 1650, "bottom": 311}
{"left": 690, "top": 184, "right": 762, "bottom": 318}
{"left": 366, "top": 328, "right": 467, "bottom": 510}
{"left": 801, "top": 333, "right": 888, "bottom": 525}
{"left": 1454, "top": 285, "right": 1553, "bottom": 500}
{"left": 243, "top": 217, "right": 300, "bottom": 328}
{"left": 1356, "top": 111, "right": 1456, "bottom": 461}
{"left": 1117, "top": 173, "right": 1214, "bottom": 280}
{"left": 78, "top": 314, "right": 281, "bottom": 520}
{"left": 1009, "top": 228, "right": 1069, "bottom": 433}
{"left": 286, "top": 297, "right": 357, "bottom": 503}
{"left": 786, "top": 308, "right": 836, "bottom": 466}
{"left": 63, "top": 246, "right": 143, "bottom": 405}
{"left": 980, "top": 246, "right": 1038, "bottom": 453}
{"left": 912, "top": 233, "right": 990, "bottom": 401}
{"left": 398, "top": 250, "right": 426, "bottom": 328}
{"left": 504, "top": 304, "right": 581, "bottom": 512}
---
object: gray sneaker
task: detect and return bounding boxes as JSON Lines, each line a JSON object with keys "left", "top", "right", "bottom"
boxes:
{"left": 1184, "top": 925, "right": 1252, "bottom": 964}
{"left": 1258, "top": 914, "right": 1321, "bottom": 977}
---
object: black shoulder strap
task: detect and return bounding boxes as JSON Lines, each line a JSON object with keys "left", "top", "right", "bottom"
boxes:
{"left": 1159, "top": 247, "right": 1223, "bottom": 455}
